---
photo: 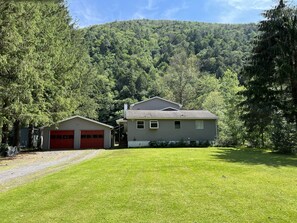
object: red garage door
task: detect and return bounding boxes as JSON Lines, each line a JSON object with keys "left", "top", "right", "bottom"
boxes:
{"left": 50, "top": 130, "right": 74, "bottom": 149}
{"left": 80, "top": 130, "right": 104, "bottom": 149}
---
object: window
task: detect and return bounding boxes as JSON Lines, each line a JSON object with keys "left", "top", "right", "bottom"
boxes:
{"left": 150, "top": 120, "right": 159, "bottom": 129}
{"left": 136, "top": 120, "right": 145, "bottom": 129}
{"left": 195, "top": 120, "right": 204, "bottom": 129}
{"left": 175, "top": 121, "right": 181, "bottom": 129}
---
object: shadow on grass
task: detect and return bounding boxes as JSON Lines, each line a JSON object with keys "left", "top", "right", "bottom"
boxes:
{"left": 212, "top": 147, "right": 297, "bottom": 167}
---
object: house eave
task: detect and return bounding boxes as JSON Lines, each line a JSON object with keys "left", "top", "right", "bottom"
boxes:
{"left": 126, "top": 117, "right": 218, "bottom": 120}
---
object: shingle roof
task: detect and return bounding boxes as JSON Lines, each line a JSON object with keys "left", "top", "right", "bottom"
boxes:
{"left": 130, "top": 96, "right": 182, "bottom": 108}
{"left": 41, "top": 115, "right": 114, "bottom": 129}
{"left": 125, "top": 110, "right": 218, "bottom": 120}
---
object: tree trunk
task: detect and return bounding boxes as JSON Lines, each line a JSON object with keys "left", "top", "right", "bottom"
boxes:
{"left": 12, "top": 120, "right": 20, "bottom": 147}
{"left": 260, "top": 128, "right": 265, "bottom": 148}
{"left": 28, "top": 124, "right": 34, "bottom": 148}
{"left": 1, "top": 124, "right": 9, "bottom": 144}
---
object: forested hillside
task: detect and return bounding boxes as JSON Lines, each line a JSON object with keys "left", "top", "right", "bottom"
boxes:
{"left": 84, "top": 20, "right": 257, "bottom": 123}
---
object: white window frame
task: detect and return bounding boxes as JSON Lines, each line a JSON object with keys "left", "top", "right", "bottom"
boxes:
{"left": 136, "top": 120, "right": 145, "bottom": 129}
{"left": 195, "top": 120, "right": 204, "bottom": 130}
{"left": 149, "top": 120, "right": 159, "bottom": 129}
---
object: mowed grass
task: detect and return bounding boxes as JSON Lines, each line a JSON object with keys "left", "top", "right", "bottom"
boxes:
{"left": 0, "top": 148, "right": 296, "bottom": 223}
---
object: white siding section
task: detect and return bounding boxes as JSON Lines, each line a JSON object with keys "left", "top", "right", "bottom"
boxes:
{"left": 128, "top": 141, "right": 150, "bottom": 148}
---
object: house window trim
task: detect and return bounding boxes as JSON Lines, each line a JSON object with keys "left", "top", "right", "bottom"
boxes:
{"left": 149, "top": 120, "right": 159, "bottom": 129}
{"left": 175, "top": 121, "right": 181, "bottom": 129}
{"left": 195, "top": 120, "right": 204, "bottom": 130}
{"left": 136, "top": 120, "right": 145, "bottom": 129}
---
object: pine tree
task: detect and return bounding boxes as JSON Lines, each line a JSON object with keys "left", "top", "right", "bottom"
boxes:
{"left": 0, "top": 1, "right": 40, "bottom": 144}
{"left": 241, "top": 0, "right": 297, "bottom": 151}
{"left": 0, "top": 0, "right": 96, "bottom": 146}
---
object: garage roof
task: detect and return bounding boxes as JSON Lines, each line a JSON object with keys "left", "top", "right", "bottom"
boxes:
{"left": 41, "top": 115, "right": 113, "bottom": 129}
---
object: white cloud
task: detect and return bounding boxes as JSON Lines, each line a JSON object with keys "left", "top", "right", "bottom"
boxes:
{"left": 218, "top": 9, "right": 241, "bottom": 23}
{"left": 132, "top": 0, "right": 189, "bottom": 21}
{"left": 162, "top": 1, "right": 188, "bottom": 19}
{"left": 145, "top": 0, "right": 158, "bottom": 10}
{"left": 131, "top": 0, "right": 158, "bottom": 20}
{"left": 212, "top": 0, "right": 281, "bottom": 23}
{"left": 163, "top": 7, "right": 182, "bottom": 19}
{"left": 68, "top": 0, "right": 106, "bottom": 27}
{"left": 132, "top": 12, "right": 146, "bottom": 19}
{"left": 217, "top": 0, "right": 275, "bottom": 10}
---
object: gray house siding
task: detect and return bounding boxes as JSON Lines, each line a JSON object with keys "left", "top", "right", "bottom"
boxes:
{"left": 131, "top": 98, "right": 181, "bottom": 110}
{"left": 42, "top": 117, "right": 112, "bottom": 149}
{"left": 127, "top": 119, "right": 217, "bottom": 147}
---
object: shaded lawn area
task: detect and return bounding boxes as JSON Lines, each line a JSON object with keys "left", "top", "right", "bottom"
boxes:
{"left": 0, "top": 148, "right": 296, "bottom": 223}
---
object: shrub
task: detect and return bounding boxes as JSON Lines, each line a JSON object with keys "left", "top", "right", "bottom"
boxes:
{"left": 189, "top": 141, "right": 197, "bottom": 147}
{"left": 270, "top": 117, "right": 297, "bottom": 154}
{"left": 0, "top": 144, "right": 20, "bottom": 157}
{"left": 198, "top": 140, "right": 211, "bottom": 147}
{"left": 0, "top": 144, "right": 9, "bottom": 157}
{"left": 148, "top": 141, "right": 158, "bottom": 148}
{"left": 148, "top": 140, "right": 211, "bottom": 148}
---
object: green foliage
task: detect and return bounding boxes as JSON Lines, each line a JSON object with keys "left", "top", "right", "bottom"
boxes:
{"left": 270, "top": 116, "right": 297, "bottom": 154}
{"left": 163, "top": 51, "right": 200, "bottom": 108}
{"left": 0, "top": 143, "right": 8, "bottom": 157}
{"left": 218, "top": 70, "right": 245, "bottom": 145}
{"left": 200, "top": 70, "right": 245, "bottom": 146}
{"left": 84, "top": 20, "right": 257, "bottom": 122}
{"left": 241, "top": 0, "right": 297, "bottom": 152}
{"left": 148, "top": 140, "right": 211, "bottom": 148}
{"left": 0, "top": 1, "right": 98, "bottom": 144}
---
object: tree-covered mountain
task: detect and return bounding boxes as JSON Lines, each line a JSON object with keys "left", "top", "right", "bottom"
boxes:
{"left": 83, "top": 20, "right": 257, "bottom": 122}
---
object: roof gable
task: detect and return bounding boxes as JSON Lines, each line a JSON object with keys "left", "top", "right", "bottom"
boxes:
{"left": 130, "top": 97, "right": 182, "bottom": 110}
{"left": 42, "top": 115, "right": 113, "bottom": 129}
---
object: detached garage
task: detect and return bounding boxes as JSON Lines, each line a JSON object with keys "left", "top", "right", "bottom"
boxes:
{"left": 41, "top": 116, "right": 113, "bottom": 150}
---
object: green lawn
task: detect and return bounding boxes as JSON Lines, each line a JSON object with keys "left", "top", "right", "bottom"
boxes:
{"left": 0, "top": 148, "right": 296, "bottom": 223}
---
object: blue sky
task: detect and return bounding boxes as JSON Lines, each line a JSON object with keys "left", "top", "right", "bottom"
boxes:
{"left": 68, "top": 0, "right": 297, "bottom": 27}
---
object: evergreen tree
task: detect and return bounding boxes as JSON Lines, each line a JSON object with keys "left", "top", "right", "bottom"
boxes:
{"left": 241, "top": 0, "right": 297, "bottom": 152}
{"left": 0, "top": 1, "right": 39, "bottom": 144}
{"left": 0, "top": 0, "right": 96, "bottom": 145}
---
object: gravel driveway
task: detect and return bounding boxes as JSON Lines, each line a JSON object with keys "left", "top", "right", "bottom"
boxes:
{"left": 0, "top": 150, "right": 101, "bottom": 191}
